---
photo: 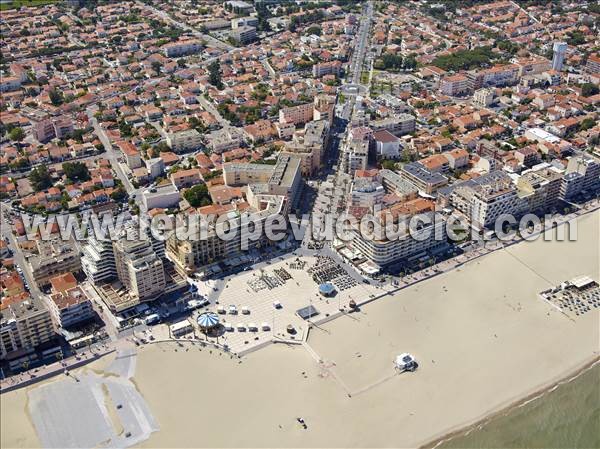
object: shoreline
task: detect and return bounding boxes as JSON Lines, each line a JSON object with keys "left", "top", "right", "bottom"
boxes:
{"left": 420, "top": 355, "right": 600, "bottom": 449}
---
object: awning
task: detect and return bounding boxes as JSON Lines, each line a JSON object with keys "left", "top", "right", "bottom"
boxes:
{"left": 197, "top": 312, "right": 219, "bottom": 328}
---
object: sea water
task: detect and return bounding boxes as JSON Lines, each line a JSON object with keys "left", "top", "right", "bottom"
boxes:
{"left": 441, "top": 364, "right": 600, "bottom": 449}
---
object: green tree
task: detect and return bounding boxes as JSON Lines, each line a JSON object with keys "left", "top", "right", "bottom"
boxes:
{"left": 49, "top": 88, "right": 63, "bottom": 106}
{"left": 208, "top": 60, "right": 223, "bottom": 90}
{"left": 8, "top": 127, "right": 24, "bottom": 142}
{"left": 579, "top": 118, "right": 596, "bottom": 131}
{"left": 306, "top": 25, "right": 321, "bottom": 36}
{"left": 566, "top": 30, "right": 585, "bottom": 46}
{"left": 581, "top": 83, "right": 599, "bottom": 98}
{"left": 110, "top": 186, "right": 127, "bottom": 202}
{"left": 183, "top": 184, "right": 212, "bottom": 207}
{"left": 381, "top": 159, "right": 397, "bottom": 170}
{"left": 62, "top": 162, "right": 91, "bottom": 182}
{"left": 29, "top": 166, "right": 53, "bottom": 191}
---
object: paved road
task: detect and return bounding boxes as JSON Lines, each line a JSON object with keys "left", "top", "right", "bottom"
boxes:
{"left": 0, "top": 202, "right": 43, "bottom": 299}
{"left": 86, "top": 109, "right": 136, "bottom": 194}
{"left": 136, "top": 0, "right": 234, "bottom": 51}
{"left": 198, "top": 95, "right": 233, "bottom": 129}
{"left": 350, "top": 1, "right": 373, "bottom": 86}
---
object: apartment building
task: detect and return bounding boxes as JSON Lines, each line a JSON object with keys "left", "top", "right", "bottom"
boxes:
{"left": 163, "top": 39, "right": 203, "bottom": 57}
{"left": 551, "top": 42, "right": 568, "bottom": 72}
{"left": 205, "top": 127, "right": 244, "bottom": 153}
{"left": 344, "top": 140, "right": 369, "bottom": 175}
{"left": 231, "top": 25, "right": 257, "bottom": 45}
{"left": 118, "top": 141, "right": 142, "bottom": 169}
{"left": 444, "top": 148, "right": 470, "bottom": 170}
{"left": 561, "top": 153, "right": 600, "bottom": 198}
{"left": 469, "top": 65, "right": 519, "bottom": 89}
{"left": 440, "top": 74, "right": 470, "bottom": 96}
{"left": 81, "top": 235, "right": 116, "bottom": 284}
{"left": 33, "top": 117, "right": 74, "bottom": 143}
{"left": 400, "top": 162, "right": 448, "bottom": 194}
{"left": 281, "top": 120, "right": 328, "bottom": 176}
{"left": 312, "top": 60, "right": 343, "bottom": 78}
{"left": 166, "top": 129, "right": 203, "bottom": 153}
{"left": 370, "top": 114, "right": 416, "bottom": 136}
{"left": 513, "top": 56, "right": 551, "bottom": 78}
{"left": 347, "top": 204, "right": 446, "bottom": 267}
{"left": 350, "top": 179, "right": 385, "bottom": 208}
{"left": 585, "top": 54, "right": 600, "bottom": 74}
{"left": 27, "top": 239, "right": 82, "bottom": 288}
{"left": 49, "top": 286, "right": 95, "bottom": 328}
{"left": 224, "top": 161, "right": 275, "bottom": 186}
{"left": 449, "top": 170, "right": 526, "bottom": 230}
{"left": 517, "top": 167, "right": 562, "bottom": 214}
{"left": 560, "top": 172, "right": 584, "bottom": 201}
{"left": 231, "top": 16, "right": 258, "bottom": 29}
{"left": 313, "top": 94, "right": 336, "bottom": 124}
{"left": 1, "top": 296, "right": 56, "bottom": 359}
{"left": 113, "top": 235, "right": 166, "bottom": 304}
{"left": 53, "top": 117, "right": 74, "bottom": 139}
{"left": 473, "top": 88, "right": 495, "bottom": 107}
{"left": 0, "top": 76, "right": 21, "bottom": 93}
{"left": 170, "top": 168, "right": 202, "bottom": 189}
{"left": 279, "top": 103, "right": 314, "bottom": 126}
{"left": 378, "top": 169, "right": 419, "bottom": 202}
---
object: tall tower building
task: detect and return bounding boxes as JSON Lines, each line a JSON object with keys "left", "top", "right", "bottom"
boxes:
{"left": 552, "top": 42, "right": 568, "bottom": 71}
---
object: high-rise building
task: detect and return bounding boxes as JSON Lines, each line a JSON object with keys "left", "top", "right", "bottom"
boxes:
{"left": 448, "top": 171, "right": 527, "bottom": 230}
{"left": 82, "top": 235, "right": 117, "bottom": 284}
{"left": 346, "top": 200, "right": 446, "bottom": 268}
{"left": 113, "top": 233, "right": 166, "bottom": 304}
{"left": 552, "top": 42, "right": 568, "bottom": 72}
{"left": 1, "top": 296, "right": 56, "bottom": 359}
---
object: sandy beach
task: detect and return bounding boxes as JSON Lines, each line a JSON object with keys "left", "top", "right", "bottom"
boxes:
{"left": 132, "top": 210, "right": 598, "bottom": 448}
{"left": 1, "top": 210, "right": 598, "bottom": 448}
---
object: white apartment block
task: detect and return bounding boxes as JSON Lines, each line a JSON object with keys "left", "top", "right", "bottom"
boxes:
{"left": 350, "top": 179, "right": 385, "bottom": 208}
{"left": 113, "top": 236, "right": 166, "bottom": 303}
{"left": 231, "top": 25, "right": 257, "bottom": 45}
{"left": 49, "top": 286, "right": 95, "bottom": 328}
{"left": 1, "top": 297, "right": 56, "bottom": 359}
{"left": 370, "top": 114, "right": 416, "bottom": 136}
{"left": 279, "top": 103, "right": 314, "bottom": 126}
{"left": 449, "top": 171, "right": 527, "bottom": 230}
{"left": 344, "top": 140, "right": 369, "bottom": 175}
{"left": 167, "top": 129, "right": 203, "bottom": 153}
{"left": 347, "top": 211, "right": 446, "bottom": 267}
{"left": 231, "top": 16, "right": 258, "bottom": 29}
{"left": 82, "top": 235, "right": 116, "bottom": 284}
{"left": 440, "top": 74, "right": 470, "bottom": 96}
{"left": 163, "top": 39, "right": 203, "bottom": 57}
{"left": 473, "top": 88, "right": 495, "bottom": 107}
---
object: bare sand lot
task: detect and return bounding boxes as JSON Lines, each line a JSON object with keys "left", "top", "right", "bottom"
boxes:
{"left": 2, "top": 211, "right": 598, "bottom": 449}
{"left": 1, "top": 353, "right": 116, "bottom": 449}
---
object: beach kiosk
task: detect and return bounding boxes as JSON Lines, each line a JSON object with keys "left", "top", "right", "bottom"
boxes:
{"left": 394, "top": 353, "right": 418, "bottom": 372}
{"left": 318, "top": 283, "right": 336, "bottom": 297}
{"left": 170, "top": 320, "right": 193, "bottom": 337}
